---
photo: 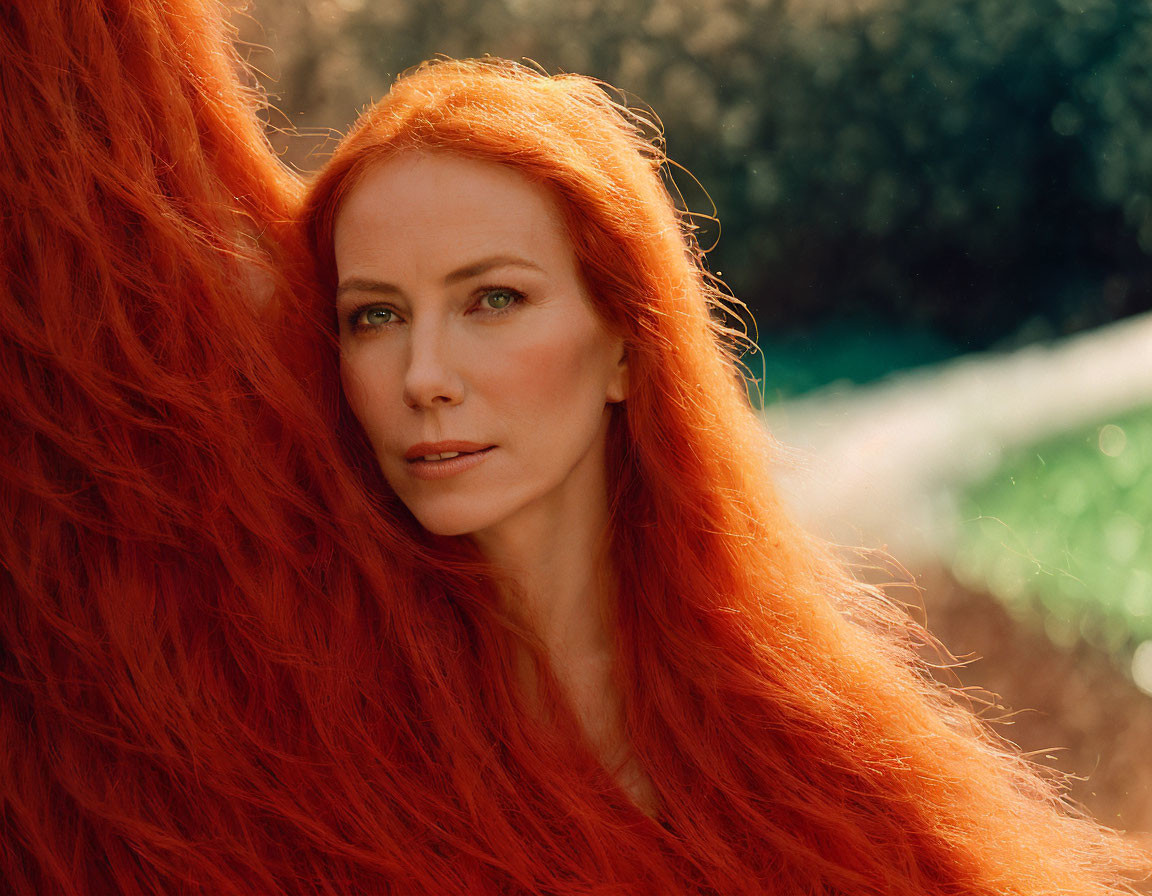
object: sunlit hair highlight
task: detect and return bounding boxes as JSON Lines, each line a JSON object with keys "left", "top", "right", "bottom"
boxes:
{"left": 304, "top": 58, "right": 1149, "bottom": 894}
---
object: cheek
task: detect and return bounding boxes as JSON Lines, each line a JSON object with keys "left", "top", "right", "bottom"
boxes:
{"left": 340, "top": 353, "right": 394, "bottom": 447}
{"left": 339, "top": 357, "right": 368, "bottom": 421}
{"left": 504, "top": 327, "right": 613, "bottom": 424}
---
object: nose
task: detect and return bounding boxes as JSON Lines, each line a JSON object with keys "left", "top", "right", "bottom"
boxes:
{"left": 402, "top": 320, "right": 464, "bottom": 410}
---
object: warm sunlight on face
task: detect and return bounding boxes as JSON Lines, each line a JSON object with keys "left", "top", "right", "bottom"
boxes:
{"left": 333, "top": 151, "right": 628, "bottom": 542}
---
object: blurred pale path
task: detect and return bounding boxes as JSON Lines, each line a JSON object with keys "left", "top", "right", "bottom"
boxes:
{"left": 764, "top": 310, "right": 1152, "bottom": 564}
{"left": 765, "top": 314, "right": 1152, "bottom": 836}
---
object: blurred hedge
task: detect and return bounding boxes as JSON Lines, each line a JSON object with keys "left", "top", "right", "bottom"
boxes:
{"left": 240, "top": 0, "right": 1152, "bottom": 347}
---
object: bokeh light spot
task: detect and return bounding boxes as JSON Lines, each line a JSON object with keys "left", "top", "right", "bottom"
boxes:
{"left": 1130, "top": 641, "right": 1152, "bottom": 696}
{"left": 1105, "top": 512, "right": 1143, "bottom": 564}
{"left": 1098, "top": 424, "right": 1127, "bottom": 457}
{"left": 1123, "top": 571, "right": 1152, "bottom": 618}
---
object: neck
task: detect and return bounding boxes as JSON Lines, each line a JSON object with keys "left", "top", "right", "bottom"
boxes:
{"left": 467, "top": 442, "right": 633, "bottom": 766}
{"left": 465, "top": 432, "right": 655, "bottom": 812}
{"left": 470, "top": 482, "right": 614, "bottom": 662}
{"left": 467, "top": 419, "right": 618, "bottom": 660}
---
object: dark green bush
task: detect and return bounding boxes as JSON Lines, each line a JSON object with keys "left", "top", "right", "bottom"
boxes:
{"left": 746, "top": 0, "right": 1152, "bottom": 346}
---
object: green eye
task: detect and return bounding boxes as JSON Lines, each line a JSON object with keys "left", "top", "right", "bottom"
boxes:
{"left": 357, "top": 307, "right": 395, "bottom": 327}
{"left": 481, "top": 288, "right": 520, "bottom": 310}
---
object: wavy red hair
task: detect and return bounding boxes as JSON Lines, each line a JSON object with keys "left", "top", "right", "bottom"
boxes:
{"left": 1, "top": 0, "right": 1145, "bottom": 888}
{"left": 4, "top": 1, "right": 495, "bottom": 892}
{"left": 303, "top": 58, "right": 1151, "bottom": 894}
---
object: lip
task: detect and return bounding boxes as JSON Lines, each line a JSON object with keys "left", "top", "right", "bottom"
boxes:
{"left": 404, "top": 440, "right": 494, "bottom": 461}
{"left": 405, "top": 445, "right": 495, "bottom": 481}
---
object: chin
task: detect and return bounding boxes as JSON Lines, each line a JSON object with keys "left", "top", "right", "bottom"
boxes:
{"left": 404, "top": 502, "right": 497, "bottom": 539}
{"left": 413, "top": 517, "right": 480, "bottom": 538}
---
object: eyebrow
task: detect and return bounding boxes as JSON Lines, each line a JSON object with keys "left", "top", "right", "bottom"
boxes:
{"left": 336, "top": 255, "right": 546, "bottom": 297}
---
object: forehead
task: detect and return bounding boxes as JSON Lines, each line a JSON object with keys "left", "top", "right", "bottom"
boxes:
{"left": 333, "top": 151, "right": 574, "bottom": 273}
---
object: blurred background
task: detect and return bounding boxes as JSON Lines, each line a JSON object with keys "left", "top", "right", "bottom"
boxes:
{"left": 234, "top": 0, "right": 1152, "bottom": 833}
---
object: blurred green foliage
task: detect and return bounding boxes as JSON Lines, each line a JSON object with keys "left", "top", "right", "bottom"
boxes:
{"left": 243, "top": 0, "right": 1152, "bottom": 348}
{"left": 755, "top": 317, "right": 959, "bottom": 401}
{"left": 952, "top": 408, "right": 1152, "bottom": 659}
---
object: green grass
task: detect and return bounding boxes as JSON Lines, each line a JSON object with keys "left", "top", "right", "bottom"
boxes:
{"left": 951, "top": 407, "right": 1152, "bottom": 660}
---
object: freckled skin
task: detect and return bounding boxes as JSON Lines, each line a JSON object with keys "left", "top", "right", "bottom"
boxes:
{"left": 333, "top": 151, "right": 628, "bottom": 546}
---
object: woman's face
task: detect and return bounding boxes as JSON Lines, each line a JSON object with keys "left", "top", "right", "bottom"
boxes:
{"left": 333, "top": 151, "right": 628, "bottom": 541}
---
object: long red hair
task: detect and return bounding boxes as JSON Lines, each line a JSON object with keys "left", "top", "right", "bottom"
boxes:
{"left": 1, "top": 0, "right": 1144, "bottom": 888}
{"left": 303, "top": 59, "right": 1149, "bottom": 893}
{"left": 4, "top": 0, "right": 469, "bottom": 891}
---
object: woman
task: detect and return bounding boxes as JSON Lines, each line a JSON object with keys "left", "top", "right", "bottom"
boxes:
{"left": 1, "top": 0, "right": 1144, "bottom": 890}
{"left": 301, "top": 58, "right": 1150, "bottom": 893}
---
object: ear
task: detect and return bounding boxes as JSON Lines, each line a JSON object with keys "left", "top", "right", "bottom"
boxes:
{"left": 606, "top": 343, "right": 628, "bottom": 403}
